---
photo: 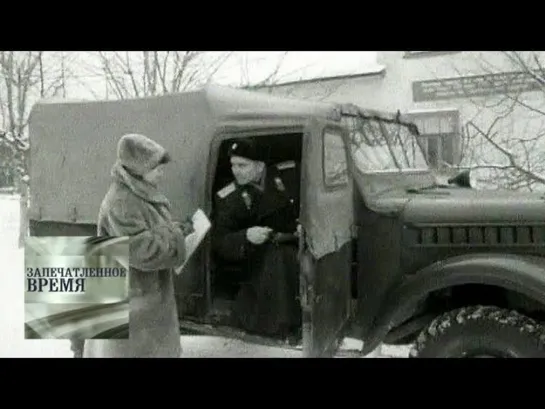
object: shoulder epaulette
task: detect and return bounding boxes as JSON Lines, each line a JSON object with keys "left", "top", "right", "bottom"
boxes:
{"left": 276, "top": 160, "right": 296, "bottom": 171}
{"left": 217, "top": 182, "right": 236, "bottom": 199}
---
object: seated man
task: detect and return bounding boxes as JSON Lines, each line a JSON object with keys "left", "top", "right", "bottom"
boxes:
{"left": 212, "top": 138, "right": 302, "bottom": 341}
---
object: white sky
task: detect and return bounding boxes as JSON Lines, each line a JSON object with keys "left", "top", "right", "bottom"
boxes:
{"left": 61, "top": 51, "right": 379, "bottom": 100}
{"left": 213, "top": 51, "right": 379, "bottom": 84}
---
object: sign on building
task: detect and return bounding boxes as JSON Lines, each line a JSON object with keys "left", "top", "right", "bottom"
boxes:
{"left": 412, "top": 71, "right": 542, "bottom": 102}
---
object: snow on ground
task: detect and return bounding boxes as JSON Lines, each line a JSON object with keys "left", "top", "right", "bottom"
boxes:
{"left": 0, "top": 194, "right": 73, "bottom": 357}
{"left": 0, "top": 194, "right": 409, "bottom": 358}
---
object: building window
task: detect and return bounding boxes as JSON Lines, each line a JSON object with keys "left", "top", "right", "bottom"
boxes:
{"left": 405, "top": 109, "right": 461, "bottom": 169}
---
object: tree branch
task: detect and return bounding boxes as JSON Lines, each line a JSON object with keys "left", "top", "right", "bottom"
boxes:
{"left": 467, "top": 119, "right": 545, "bottom": 185}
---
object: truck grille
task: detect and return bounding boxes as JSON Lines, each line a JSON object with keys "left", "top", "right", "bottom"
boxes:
{"left": 407, "top": 224, "right": 545, "bottom": 247}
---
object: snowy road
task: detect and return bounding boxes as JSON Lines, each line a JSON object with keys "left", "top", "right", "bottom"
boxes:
{"left": 0, "top": 194, "right": 409, "bottom": 358}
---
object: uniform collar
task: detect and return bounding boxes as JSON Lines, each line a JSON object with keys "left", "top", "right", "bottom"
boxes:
{"left": 249, "top": 167, "right": 267, "bottom": 192}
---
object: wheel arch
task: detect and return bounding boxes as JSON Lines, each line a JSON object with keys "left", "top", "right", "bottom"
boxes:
{"left": 362, "top": 253, "right": 545, "bottom": 353}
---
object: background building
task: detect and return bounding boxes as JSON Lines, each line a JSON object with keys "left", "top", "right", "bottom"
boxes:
{"left": 257, "top": 51, "right": 545, "bottom": 191}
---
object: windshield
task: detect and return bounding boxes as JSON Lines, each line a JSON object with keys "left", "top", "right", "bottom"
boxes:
{"left": 341, "top": 112, "right": 429, "bottom": 174}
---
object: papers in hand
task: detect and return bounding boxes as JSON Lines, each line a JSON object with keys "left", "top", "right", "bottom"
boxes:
{"left": 175, "top": 208, "right": 211, "bottom": 275}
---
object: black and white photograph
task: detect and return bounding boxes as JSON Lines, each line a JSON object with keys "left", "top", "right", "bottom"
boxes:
{"left": 1, "top": 51, "right": 545, "bottom": 358}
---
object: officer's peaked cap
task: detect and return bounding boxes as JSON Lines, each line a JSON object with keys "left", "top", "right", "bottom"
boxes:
{"left": 228, "top": 138, "right": 264, "bottom": 162}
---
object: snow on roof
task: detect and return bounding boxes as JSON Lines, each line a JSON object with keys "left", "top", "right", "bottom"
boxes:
{"left": 267, "top": 64, "right": 386, "bottom": 87}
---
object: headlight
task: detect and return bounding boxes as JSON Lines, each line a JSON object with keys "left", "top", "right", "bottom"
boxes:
{"left": 448, "top": 168, "right": 486, "bottom": 189}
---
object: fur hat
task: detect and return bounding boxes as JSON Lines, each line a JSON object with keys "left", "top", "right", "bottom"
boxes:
{"left": 228, "top": 138, "right": 264, "bottom": 162}
{"left": 116, "top": 133, "right": 170, "bottom": 176}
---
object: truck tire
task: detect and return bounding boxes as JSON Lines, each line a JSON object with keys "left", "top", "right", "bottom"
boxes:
{"left": 409, "top": 305, "right": 545, "bottom": 358}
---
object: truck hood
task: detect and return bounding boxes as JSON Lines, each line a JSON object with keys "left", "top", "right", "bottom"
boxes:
{"left": 352, "top": 170, "right": 545, "bottom": 224}
{"left": 401, "top": 187, "right": 545, "bottom": 224}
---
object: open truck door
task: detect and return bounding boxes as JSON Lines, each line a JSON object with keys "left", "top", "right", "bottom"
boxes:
{"left": 299, "top": 118, "right": 354, "bottom": 357}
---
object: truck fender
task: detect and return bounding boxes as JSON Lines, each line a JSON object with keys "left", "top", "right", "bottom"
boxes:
{"left": 363, "top": 253, "right": 545, "bottom": 353}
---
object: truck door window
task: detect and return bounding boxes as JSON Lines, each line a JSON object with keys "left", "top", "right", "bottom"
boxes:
{"left": 323, "top": 129, "right": 348, "bottom": 187}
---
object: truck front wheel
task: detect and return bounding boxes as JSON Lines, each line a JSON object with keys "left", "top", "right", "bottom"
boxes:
{"left": 409, "top": 305, "right": 545, "bottom": 358}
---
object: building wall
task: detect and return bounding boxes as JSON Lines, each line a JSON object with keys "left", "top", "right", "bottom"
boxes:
{"left": 262, "top": 51, "right": 545, "bottom": 190}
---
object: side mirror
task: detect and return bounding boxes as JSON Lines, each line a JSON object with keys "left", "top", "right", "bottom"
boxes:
{"left": 447, "top": 169, "right": 472, "bottom": 188}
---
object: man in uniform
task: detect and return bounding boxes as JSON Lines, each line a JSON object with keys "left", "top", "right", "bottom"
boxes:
{"left": 212, "top": 138, "right": 302, "bottom": 342}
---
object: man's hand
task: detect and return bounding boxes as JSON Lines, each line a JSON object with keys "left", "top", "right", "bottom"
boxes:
{"left": 246, "top": 226, "right": 273, "bottom": 245}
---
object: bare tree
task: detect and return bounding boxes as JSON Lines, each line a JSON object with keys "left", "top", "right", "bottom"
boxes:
{"left": 83, "top": 52, "right": 232, "bottom": 99}
{"left": 0, "top": 51, "right": 71, "bottom": 246}
{"left": 240, "top": 52, "right": 292, "bottom": 89}
{"left": 89, "top": 51, "right": 314, "bottom": 101}
{"left": 444, "top": 51, "right": 545, "bottom": 191}
{"left": 244, "top": 52, "right": 361, "bottom": 101}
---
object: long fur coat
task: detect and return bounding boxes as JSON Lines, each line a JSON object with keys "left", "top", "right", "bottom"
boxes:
{"left": 83, "top": 159, "right": 186, "bottom": 358}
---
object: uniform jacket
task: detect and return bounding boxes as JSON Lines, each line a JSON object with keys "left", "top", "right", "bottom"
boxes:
{"left": 83, "top": 163, "right": 186, "bottom": 358}
{"left": 211, "top": 160, "right": 302, "bottom": 336}
{"left": 212, "top": 160, "right": 300, "bottom": 263}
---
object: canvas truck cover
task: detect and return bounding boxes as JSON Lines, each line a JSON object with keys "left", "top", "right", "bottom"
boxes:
{"left": 28, "top": 84, "right": 336, "bottom": 226}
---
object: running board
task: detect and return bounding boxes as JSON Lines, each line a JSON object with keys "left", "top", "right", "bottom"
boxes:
{"left": 179, "top": 319, "right": 302, "bottom": 350}
{"left": 178, "top": 319, "right": 363, "bottom": 357}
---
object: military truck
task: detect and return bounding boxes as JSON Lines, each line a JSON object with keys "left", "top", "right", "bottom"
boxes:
{"left": 28, "top": 84, "right": 545, "bottom": 358}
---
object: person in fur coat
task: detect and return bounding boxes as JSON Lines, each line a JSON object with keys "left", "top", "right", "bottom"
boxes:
{"left": 82, "top": 133, "right": 188, "bottom": 358}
